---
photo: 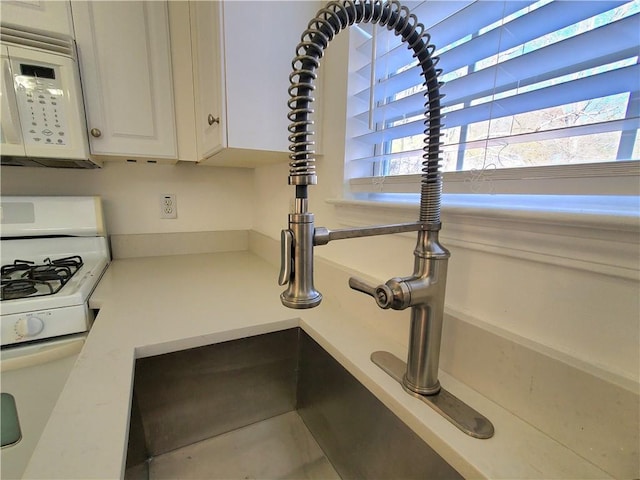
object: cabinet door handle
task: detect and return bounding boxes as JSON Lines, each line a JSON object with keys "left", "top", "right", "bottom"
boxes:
{"left": 90, "top": 128, "right": 102, "bottom": 138}
{"left": 207, "top": 114, "right": 220, "bottom": 126}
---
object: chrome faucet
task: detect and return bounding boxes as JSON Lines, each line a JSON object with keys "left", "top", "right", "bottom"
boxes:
{"left": 279, "top": 0, "right": 493, "bottom": 438}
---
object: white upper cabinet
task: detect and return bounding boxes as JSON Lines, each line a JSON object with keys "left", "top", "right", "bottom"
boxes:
{"left": 171, "top": 1, "right": 321, "bottom": 167}
{"left": 71, "top": 1, "right": 177, "bottom": 161}
{"left": 0, "top": 1, "right": 74, "bottom": 36}
{"left": 190, "top": 0, "right": 225, "bottom": 161}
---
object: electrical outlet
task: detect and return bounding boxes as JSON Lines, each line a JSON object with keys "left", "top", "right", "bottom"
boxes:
{"left": 160, "top": 194, "right": 177, "bottom": 219}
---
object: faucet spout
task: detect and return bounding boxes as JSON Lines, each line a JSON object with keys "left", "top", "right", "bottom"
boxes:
{"left": 280, "top": 212, "right": 322, "bottom": 309}
{"left": 280, "top": 0, "right": 445, "bottom": 311}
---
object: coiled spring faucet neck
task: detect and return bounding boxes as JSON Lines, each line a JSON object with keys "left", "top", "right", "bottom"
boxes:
{"left": 281, "top": 0, "right": 446, "bottom": 310}
{"left": 287, "top": 0, "right": 445, "bottom": 224}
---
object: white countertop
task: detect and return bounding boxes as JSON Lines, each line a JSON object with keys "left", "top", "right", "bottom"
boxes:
{"left": 24, "top": 251, "right": 610, "bottom": 479}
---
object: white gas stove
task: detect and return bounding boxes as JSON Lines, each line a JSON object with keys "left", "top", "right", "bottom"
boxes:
{"left": 0, "top": 196, "right": 110, "bottom": 479}
{"left": 0, "top": 196, "right": 110, "bottom": 345}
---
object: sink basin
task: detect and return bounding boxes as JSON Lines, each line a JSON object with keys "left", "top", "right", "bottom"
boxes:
{"left": 126, "top": 328, "right": 462, "bottom": 479}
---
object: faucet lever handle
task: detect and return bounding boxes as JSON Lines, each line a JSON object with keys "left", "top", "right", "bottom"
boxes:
{"left": 278, "top": 229, "right": 294, "bottom": 286}
{"left": 348, "top": 277, "right": 392, "bottom": 309}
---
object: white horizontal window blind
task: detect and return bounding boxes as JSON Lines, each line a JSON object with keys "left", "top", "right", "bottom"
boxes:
{"left": 346, "top": 0, "right": 640, "bottom": 195}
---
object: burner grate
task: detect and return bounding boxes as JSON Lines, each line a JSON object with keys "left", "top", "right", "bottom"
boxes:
{"left": 1, "top": 256, "right": 84, "bottom": 301}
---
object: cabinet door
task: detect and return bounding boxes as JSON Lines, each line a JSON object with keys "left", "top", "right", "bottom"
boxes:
{"left": 189, "top": 1, "right": 225, "bottom": 160}
{"left": 72, "top": 1, "right": 176, "bottom": 159}
{"left": 0, "top": 1, "right": 73, "bottom": 37}
{"left": 222, "top": 1, "right": 320, "bottom": 154}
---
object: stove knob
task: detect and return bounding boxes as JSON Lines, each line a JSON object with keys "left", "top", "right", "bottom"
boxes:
{"left": 15, "top": 316, "right": 45, "bottom": 337}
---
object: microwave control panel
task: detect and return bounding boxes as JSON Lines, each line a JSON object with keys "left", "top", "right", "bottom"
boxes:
{"left": 14, "top": 63, "right": 69, "bottom": 147}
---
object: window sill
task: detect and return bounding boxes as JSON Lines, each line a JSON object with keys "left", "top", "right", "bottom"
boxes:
{"left": 327, "top": 193, "right": 640, "bottom": 280}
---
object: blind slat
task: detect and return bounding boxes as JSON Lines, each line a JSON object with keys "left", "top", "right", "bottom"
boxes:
{"left": 348, "top": 160, "right": 640, "bottom": 195}
{"left": 358, "top": 0, "right": 621, "bottom": 84}
{"left": 354, "top": 14, "right": 639, "bottom": 126}
{"left": 357, "top": 1, "right": 530, "bottom": 60}
{"left": 414, "top": 0, "right": 524, "bottom": 32}
{"left": 433, "top": 0, "right": 628, "bottom": 73}
{"left": 353, "top": 64, "right": 639, "bottom": 144}
{"left": 349, "top": 117, "right": 640, "bottom": 169}
{"left": 356, "top": 9, "right": 638, "bottom": 106}
{"left": 355, "top": 1, "right": 473, "bottom": 57}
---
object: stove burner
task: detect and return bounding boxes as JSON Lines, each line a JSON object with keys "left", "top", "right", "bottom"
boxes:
{"left": 1, "top": 256, "right": 84, "bottom": 301}
{"left": 1, "top": 279, "right": 53, "bottom": 300}
{"left": 1, "top": 259, "right": 35, "bottom": 277}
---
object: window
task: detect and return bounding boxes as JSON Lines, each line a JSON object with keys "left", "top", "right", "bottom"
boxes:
{"left": 346, "top": 0, "right": 640, "bottom": 195}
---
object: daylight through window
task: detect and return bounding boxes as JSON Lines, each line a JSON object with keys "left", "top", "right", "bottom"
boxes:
{"left": 346, "top": 0, "right": 640, "bottom": 195}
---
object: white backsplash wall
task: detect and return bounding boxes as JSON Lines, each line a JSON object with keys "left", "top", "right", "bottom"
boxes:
{"left": 0, "top": 161, "right": 253, "bottom": 235}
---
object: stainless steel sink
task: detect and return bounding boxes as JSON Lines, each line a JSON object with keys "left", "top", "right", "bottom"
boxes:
{"left": 126, "top": 328, "right": 463, "bottom": 480}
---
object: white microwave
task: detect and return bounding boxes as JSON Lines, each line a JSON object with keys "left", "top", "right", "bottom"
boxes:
{"left": 0, "top": 26, "right": 98, "bottom": 168}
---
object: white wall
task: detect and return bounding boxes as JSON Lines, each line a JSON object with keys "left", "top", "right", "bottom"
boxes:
{"left": 0, "top": 161, "right": 253, "bottom": 235}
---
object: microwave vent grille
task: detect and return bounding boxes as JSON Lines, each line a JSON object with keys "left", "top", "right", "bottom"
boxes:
{"left": 0, "top": 25, "right": 74, "bottom": 57}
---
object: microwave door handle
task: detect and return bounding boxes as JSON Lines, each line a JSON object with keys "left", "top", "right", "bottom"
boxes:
{"left": 1, "top": 56, "right": 23, "bottom": 145}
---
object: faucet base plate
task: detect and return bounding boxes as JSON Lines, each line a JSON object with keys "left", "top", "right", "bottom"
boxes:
{"left": 371, "top": 351, "right": 494, "bottom": 439}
